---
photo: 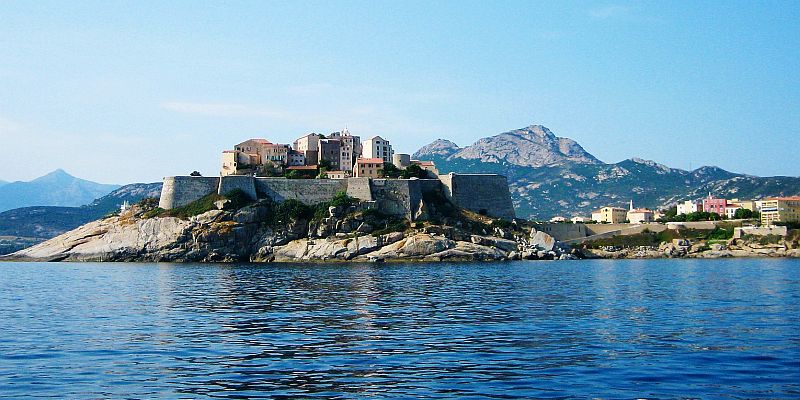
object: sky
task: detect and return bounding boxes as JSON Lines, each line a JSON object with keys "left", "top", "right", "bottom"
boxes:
{"left": 0, "top": 0, "right": 798, "bottom": 184}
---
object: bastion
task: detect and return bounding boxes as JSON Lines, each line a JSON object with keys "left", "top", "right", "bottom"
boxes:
{"left": 158, "top": 173, "right": 515, "bottom": 221}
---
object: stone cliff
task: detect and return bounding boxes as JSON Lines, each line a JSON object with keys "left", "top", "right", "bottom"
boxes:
{"left": 5, "top": 195, "right": 573, "bottom": 263}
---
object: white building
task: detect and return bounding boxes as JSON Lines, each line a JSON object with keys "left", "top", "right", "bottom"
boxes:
{"left": 571, "top": 216, "right": 589, "bottom": 223}
{"left": 725, "top": 204, "right": 741, "bottom": 219}
{"left": 362, "top": 136, "right": 394, "bottom": 164}
{"left": 677, "top": 200, "right": 702, "bottom": 215}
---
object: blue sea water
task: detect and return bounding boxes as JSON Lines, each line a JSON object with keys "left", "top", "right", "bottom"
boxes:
{"left": 0, "top": 259, "right": 798, "bottom": 399}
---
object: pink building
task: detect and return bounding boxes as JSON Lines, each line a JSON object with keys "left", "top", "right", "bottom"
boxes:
{"left": 703, "top": 194, "right": 727, "bottom": 216}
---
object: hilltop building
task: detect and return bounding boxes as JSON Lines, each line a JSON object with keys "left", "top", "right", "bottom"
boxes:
{"left": 362, "top": 136, "right": 394, "bottom": 163}
{"left": 292, "top": 133, "right": 322, "bottom": 166}
{"left": 355, "top": 158, "right": 384, "bottom": 179}
{"left": 328, "top": 129, "right": 361, "bottom": 172}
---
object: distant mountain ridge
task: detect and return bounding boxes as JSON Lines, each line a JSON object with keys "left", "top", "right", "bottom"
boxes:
{"left": 0, "top": 182, "right": 162, "bottom": 254}
{"left": 414, "top": 125, "right": 800, "bottom": 219}
{"left": 0, "top": 169, "right": 121, "bottom": 212}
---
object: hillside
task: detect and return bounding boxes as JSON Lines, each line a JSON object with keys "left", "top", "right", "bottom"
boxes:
{"left": 414, "top": 125, "right": 800, "bottom": 219}
{"left": 0, "top": 169, "right": 120, "bottom": 212}
{"left": 0, "top": 182, "right": 162, "bottom": 254}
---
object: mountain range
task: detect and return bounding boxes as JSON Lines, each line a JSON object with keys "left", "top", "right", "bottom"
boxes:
{"left": 414, "top": 125, "right": 800, "bottom": 219}
{"left": 0, "top": 169, "right": 121, "bottom": 212}
{"left": 0, "top": 182, "right": 162, "bottom": 254}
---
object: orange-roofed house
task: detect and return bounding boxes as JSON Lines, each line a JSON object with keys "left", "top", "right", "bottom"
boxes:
{"left": 354, "top": 158, "right": 384, "bottom": 178}
{"left": 759, "top": 197, "right": 800, "bottom": 226}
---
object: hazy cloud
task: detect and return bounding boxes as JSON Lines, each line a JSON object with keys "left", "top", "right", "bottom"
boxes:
{"left": 588, "top": 5, "right": 630, "bottom": 19}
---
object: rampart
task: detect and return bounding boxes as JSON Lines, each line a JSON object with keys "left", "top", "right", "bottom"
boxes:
{"left": 439, "top": 173, "right": 515, "bottom": 220}
{"left": 158, "top": 176, "right": 220, "bottom": 210}
{"left": 158, "top": 173, "right": 515, "bottom": 221}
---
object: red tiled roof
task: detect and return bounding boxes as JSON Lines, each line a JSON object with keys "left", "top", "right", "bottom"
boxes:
{"left": 222, "top": 150, "right": 238, "bottom": 153}
{"left": 767, "top": 196, "right": 800, "bottom": 201}
{"left": 249, "top": 138, "right": 272, "bottom": 144}
{"left": 629, "top": 209, "right": 653, "bottom": 213}
{"left": 287, "top": 165, "right": 318, "bottom": 170}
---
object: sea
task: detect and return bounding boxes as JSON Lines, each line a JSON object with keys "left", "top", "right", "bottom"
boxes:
{"left": 0, "top": 259, "right": 798, "bottom": 399}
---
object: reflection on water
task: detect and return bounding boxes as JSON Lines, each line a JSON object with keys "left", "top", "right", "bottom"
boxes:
{"left": 1, "top": 259, "right": 799, "bottom": 398}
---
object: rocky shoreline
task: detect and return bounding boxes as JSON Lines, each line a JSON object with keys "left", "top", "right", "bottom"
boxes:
{"left": 3, "top": 197, "right": 797, "bottom": 263}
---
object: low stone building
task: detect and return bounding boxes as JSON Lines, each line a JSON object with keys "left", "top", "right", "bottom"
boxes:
{"left": 355, "top": 158, "right": 384, "bottom": 178}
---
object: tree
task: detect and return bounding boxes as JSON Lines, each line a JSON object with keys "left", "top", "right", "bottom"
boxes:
{"left": 189, "top": 171, "right": 202, "bottom": 176}
{"left": 734, "top": 208, "right": 760, "bottom": 220}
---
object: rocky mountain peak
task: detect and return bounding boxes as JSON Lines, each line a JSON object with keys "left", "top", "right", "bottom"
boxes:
{"left": 441, "top": 125, "right": 602, "bottom": 168}
{"left": 412, "top": 139, "right": 461, "bottom": 159}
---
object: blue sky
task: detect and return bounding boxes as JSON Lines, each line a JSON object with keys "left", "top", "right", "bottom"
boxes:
{"left": 1, "top": 1, "right": 798, "bottom": 183}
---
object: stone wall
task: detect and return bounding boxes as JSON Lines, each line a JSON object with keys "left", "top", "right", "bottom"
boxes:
{"left": 158, "top": 176, "right": 220, "bottom": 209}
{"left": 439, "top": 173, "right": 515, "bottom": 220}
{"left": 159, "top": 174, "right": 516, "bottom": 222}
{"left": 734, "top": 225, "right": 788, "bottom": 239}
{"left": 254, "top": 178, "right": 347, "bottom": 205}
{"left": 218, "top": 175, "right": 257, "bottom": 200}
{"left": 346, "top": 177, "right": 373, "bottom": 201}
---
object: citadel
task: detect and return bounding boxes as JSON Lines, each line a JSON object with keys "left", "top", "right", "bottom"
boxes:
{"left": 159, "top": 129, "right": 515, "bottom": 221}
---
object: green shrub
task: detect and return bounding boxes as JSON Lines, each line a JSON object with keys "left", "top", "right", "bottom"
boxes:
{"left": 224, "top": 189, "right": 253, "bottom": 209}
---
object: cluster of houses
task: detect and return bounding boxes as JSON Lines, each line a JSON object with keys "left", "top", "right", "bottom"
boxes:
{"left": 555, "top": 193, "right": 800, "bottom": 227}
{"left": 220, "top": 129, "right": 438, "bottom": 179}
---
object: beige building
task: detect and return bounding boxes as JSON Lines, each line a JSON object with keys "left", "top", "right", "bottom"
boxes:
{"left": 326, "top": 170, "right": 350, "bottom": 179}
{"left": 354, "top": 158, "right": 384, "bottom": 178}
{"left": 591, "top": 206, "right": 628, "bottom": 223}
{"left": 759, "top": 197, "right": 800, "bottom": 226}
{"left": 221, "top": 150, "right": 259, "bottom": 176}
{"left": 293, "top": 133, "right": 322, "bottom": 166}
{"left": 362, "top": 136, "right": 394, "bottom": 163}
{"left": 729, "top": 198, "right": 756, "bottom": 211}
{"left": 627, "top": 208, "right": 654, "bottom": 224}
{"left": 234, "top": 139, "right": 289, "bottom": 165}
{"left": 393, "top": 153, "right": 411, "bottom": 169}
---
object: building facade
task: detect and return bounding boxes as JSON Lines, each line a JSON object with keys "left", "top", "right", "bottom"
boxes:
{"left": 354, "top": 158, "right": 384, "bottom": 178}
{"left": 703, "top": 195, "right": 727, "bottom": 216}
{"left": 677, "top": 200, "right": 702, "bottom": 215}
{"left": 328, "top": 129, "right": 361, "bottom": 172}
{"left": 759, "top": 197, "right": 800, "bottom": 226}
{"left": 591, "top": 207, "right": 628, "bottom": 223}
{"left": 627, "top": 209, "right": 654, "bottom": 223}
{"left": 362, "top": 136, "right": 394, "bottom": 163}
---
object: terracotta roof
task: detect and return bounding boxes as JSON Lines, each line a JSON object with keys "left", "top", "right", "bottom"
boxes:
{"left": 628, "top": 209, "right": 653, "bottom": 213}
{"left": 222, "top": 150, "right": 238, "bottom": 153}
{"left": 356, "top": 158, "right": 384, "bottom": 164}
{"left": 287, "top": 165, "right": 318, "bottom": 170}
{"left": 246, "top": 138, "right": 272, "bottom": 144}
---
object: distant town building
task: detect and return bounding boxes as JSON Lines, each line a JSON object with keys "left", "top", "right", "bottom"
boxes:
{"left": 234, "top": 139, "right": 289, "bottom": 165}
{"left": 759, "top": 197, "right": 800, "bottom": 226}
{"left": 591, "top": 206, "right": 628, "bottom": 223}
{"left": 326, "top": 170, "right": 350, "bottom": 179}
{"left": 362, "top": 136, "right": 394, "bottom": 163}
{"left": 354, "top": 158, "right": 384, "bottom": 178}
{"left": 677, "top": 200, "right": 702, "bottom": 215}
{"left": 725, "top": 203, "right": 741, "bottom": 219}
{"left": 293, "top": 133, "right": 322, "bottom": 166}
{"left": 729, "top": 198, "right": 756, "bottom": 211}
{"left": 221, "top": 150, "right": 258, "bottom": 176}
{"left": 318, "top": 139, "right": 342, "bottom": 171}
{"left": 328, "top": 129, "right": 361, "bottom": 172}
{"left": 571, "top": 216, "right": 590, "bottom": 223}
{"left": 550, "top": 216, "right": 567, "bottom": 223}
{"left": 703, "top": 194, "right": 727, "bottom": 216}
{"left": 627, "top": 200, "right": 654, "bottom": 223}
{"left": 287, "top": 150, "right": 306, "bottom": 167}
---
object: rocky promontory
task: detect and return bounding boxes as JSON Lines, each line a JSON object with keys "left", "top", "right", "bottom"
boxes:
{"left": 4, "top": 193, "right": 577, "bottom": 263}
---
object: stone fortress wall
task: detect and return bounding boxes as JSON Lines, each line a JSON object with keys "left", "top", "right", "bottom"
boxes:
{"left": 158, "top": 173, "right": 516, "bottom": 221}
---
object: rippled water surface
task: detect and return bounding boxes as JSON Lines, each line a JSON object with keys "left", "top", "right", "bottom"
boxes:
{"left": 1, "top": 259, "right": 799, "bottom": 398}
